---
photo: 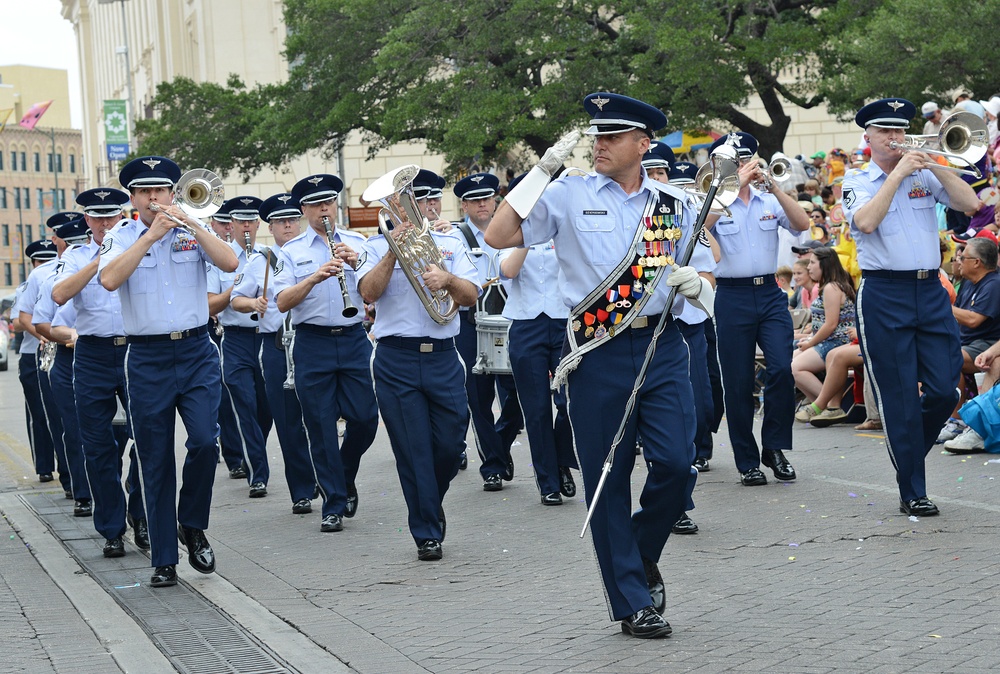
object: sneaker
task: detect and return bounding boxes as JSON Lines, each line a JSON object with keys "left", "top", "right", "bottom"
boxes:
{"left": 809, "top": 407, "right": 848, "bottom": 428}
{"left": 936, "top": 419, "right": 965, "bottom": 444}
{"left": 795, "top": 403, "right": 821, "bottom": 423}
{"left": 854, "top": 419, "right": 883, "bottom": 431}
{"left": 944, "top": 427, "right": 985, "bottom": 454}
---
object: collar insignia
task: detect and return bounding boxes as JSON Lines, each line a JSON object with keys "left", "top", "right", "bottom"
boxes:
{"left": 888, "top": 100, "right": 904, "bottom": 111}
{"left": 141, "top": 158, "right": 161, "bottom": 170}
{"left": 591, "top": 95, "right": 610, "bottom": 111}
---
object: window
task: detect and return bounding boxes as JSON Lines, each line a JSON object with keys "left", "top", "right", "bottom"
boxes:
{"left": 1, "top": 224, "right": 7, "bottom": 245}
{"left": 20, "top": 152, "right": 26, "bottom": 171}
{"left": 25, "top": 224, "right": 32, "bottom": 241}
{"left": 36, "top": 188, "right": 43, "bottom": 210}
{"left": 13, "top": 187, "right": 20, "bottom": 209}
{"left": 57, "top": 154, "right": 63, "bottom": 173}
{"left": 0, "top": 151, "right": 4, "bottom": 170}
{"left": 10, "top": 151, "right": 16, "bottom": 172}
{"left": 47, "top": 153, "right": 52, "bottom": 172}
{"left": 3, "top": 263, "right": 10, "bottom": 287}
{"left": 58, "top": 189, "right": 65, "bottom": 210}
{"left": 33, "top": 152, "right": 40, "bottom": 172}
{"left": 69, "top": 154, "right": 75, "bottom": 173}
{"left": 0, "top": 188, "right": 6, "bottom": 210}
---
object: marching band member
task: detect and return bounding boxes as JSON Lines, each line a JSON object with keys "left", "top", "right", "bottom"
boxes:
{"left": 498, "top": 174, "right": 578, "bottom": 506}
{"left": 208, "top": 196, "right": 273, "bottom": 499}
{"left": 709, "top": 132, "right": 809, "bottom": 486}
{"left": 413, "top": 169, "right": 453, "bottom": 233}
{"left": 99, "top": 156, "right": 238, "bottom": 588}
{"left": 273, "top": 175, "right": 378, "bottom": 533}
{"left": 487, "top": 92, "right": 715, "bottom": 638}
{"left": 357, "top": 180, "right": 480, "bottom": 560}
{"left": 231, "top": 193, "right": 315, "bottom": 514}
{"left": 452, "top": 173, "right": 522, "bottom": 491}
{"left": 843, "top": 98, "right": 978, "bottom": 516}
{"left": 14, "top": 240, "right": 59, "bottom": 484}
{"left": 52, "top": 187, "right": 148, "bottom": 556}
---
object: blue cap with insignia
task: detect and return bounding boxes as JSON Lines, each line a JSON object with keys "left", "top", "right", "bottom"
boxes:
{"left": 854, "top": 98, "right": 915, "bottom": 129}
{"left": 76, "top": 187, "right": 129, "bottom": 217}
{"left": 52, "top": 217, "right": 90, "bottom": 244}
{"left": 46, "top": 211, "right": 83, "bottom": 230}
{"left": 668, "top": 161, "right": 699, "bottom": 185}
{"left": 454, "top": 173, "right": 500, "bottom": 201}
{"left": 259, "top": 193, "right": 302, "bottom": 222}
{"left": 583, "top": 92, "right": 667, "bottom": 137}
{"left": 25, "top": 239, "right": 58, "bottom": 261}
{"left": 641, "top": 141, "right": 676, "bottom": 170}
{"left": 709, "top": 131, "right": 758, "bottom": 159}
{"left": 413, "top": 169, "right": 446, "bottom": 200}
{"left": 221, "top": 196, "right": 263, "bottom": 221}
{"left": 118, "top": 156, "right": 181, "bottom": 190}
{"left": 291, "top": 174, "right": 344, "bottom": 205}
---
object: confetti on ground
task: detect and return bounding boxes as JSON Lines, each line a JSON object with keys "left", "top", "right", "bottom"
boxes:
{"left": 909, "top": 515, "right": 919, "bottom": 522}
{"left": 789, "top": 543, "right": 799, "bottom": 547}
{"left": 114, "top": 582, "right": 140, "bottom": 589}
{"left": 958, "top": 477, "right": 964, "bottom": 481}
{"left": 929, "top": 635, "right": 942, "bottom": 639}
{"left": 986, "top": 459, "right": 1000, "bottom": 464}
{"left": 788, "top": 556, "right": 796, "bottom": 561}
{"left": 848, "top": 493, "right": 857, "bottom": 498}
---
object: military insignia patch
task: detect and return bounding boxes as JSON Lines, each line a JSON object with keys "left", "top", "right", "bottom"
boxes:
{"left": 842, "top": 188, "right": 856, "bottom": 209}
{"left": 275, "top": 260, "right": 284, "bottom": 275}
{"left": 234, "top": 273, "right": 244, "bottom": 286}
{"left": 100, "top": 239, "right": 113, "bottom": 255}
{"left": 357, "top": 251, "right": 367, "bottom": 268}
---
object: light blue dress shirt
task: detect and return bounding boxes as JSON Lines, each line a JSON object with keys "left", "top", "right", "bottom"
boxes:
{"left": 51, "top": 300, "right": 77, "bottom": 330}
{"left": 208, "top": 243, "right": 260, "bottom": 328}
{"left": 231, "top": 248, "right": 285, "bottom": 334}
{"left": 53, "top": 240, "right": 126, "bottom": 337}
{"left": 712, "top": 188, "right": 794, "bottom": 278}
{"left": 498, "top": 242, "right": 568, "bottom": 320}
{"left": 16, "top": 260, "right": 57, "bottom": 352}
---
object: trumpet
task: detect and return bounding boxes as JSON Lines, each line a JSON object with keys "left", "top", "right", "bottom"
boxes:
{"left": 149, "top": 168, "right": 225, "bottom": 234}
{"left": 889, "top": 110, "right": 988, "bottom": 178}
{"left": 751, "top": 153, "right": 793, "bottom": 191}
{"left": 321, "top": 216, "right": 359, "bottom": 318}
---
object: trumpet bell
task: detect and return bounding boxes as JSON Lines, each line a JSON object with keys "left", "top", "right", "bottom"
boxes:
{"left": 768, "top": 153, "right": 792, "bottom": 183}
{"left": 175, "top": 168, "right": 225, "bottom": 218}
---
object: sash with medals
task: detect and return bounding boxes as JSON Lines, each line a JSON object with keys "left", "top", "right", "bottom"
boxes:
{"left": 552, "top": 188, "right": 682, "bottom": 387}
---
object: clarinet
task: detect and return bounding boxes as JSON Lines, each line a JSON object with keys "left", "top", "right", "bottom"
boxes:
{"left": 243, "top": 231, "right": 253, "bottom": 258}
{"left": 322, "top": 216, "right": 359, "bottom": 318}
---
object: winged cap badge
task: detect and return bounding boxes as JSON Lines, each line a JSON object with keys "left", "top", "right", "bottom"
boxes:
{"left": 676, "top": 165, "right": 690, "bottom": 173}
{"left": 141, "top": 158, "right": 161, "bottom": 170}
{"left": 278, "top": 195, "right": 292, "bottom": 203}
{"left": 887, "top": 100, "right": 904, "bottom": 111}
{"left": 726, "top": 132, "right": 742, "bottom": 146}
{"left": 95, "top": 190, "right": 111, "bottom": 200}
{"left": 591, "top": 95, "right": 610, "bottom": 111}
{"left": 240, "top": 198, "right": 253, "bottom": 205}
{"left": 307, "top": 176, "right": 324, "bottom": 185}
{"left": 471, "top": 176, "right": 484, "bottom": 184}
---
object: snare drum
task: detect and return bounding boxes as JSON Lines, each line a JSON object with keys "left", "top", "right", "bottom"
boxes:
{"left": 471, "top": 314, "right": 512, "bottom": 375}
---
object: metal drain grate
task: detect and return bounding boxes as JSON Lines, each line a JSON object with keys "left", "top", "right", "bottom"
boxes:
{"left": 24, "top": 492, "right": 295, "bottom": 674}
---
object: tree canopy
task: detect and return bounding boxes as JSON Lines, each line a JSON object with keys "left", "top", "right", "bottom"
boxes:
{"left": 134, "top": 0, "right": 987, "bottom": 180}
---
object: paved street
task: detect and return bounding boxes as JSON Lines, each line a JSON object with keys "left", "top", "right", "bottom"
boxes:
{"left": 1, "top": 364, "right": 1000, "bottom": 673}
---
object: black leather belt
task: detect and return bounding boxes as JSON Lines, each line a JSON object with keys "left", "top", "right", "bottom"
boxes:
{"left": 378, "top": 336, "right": 454, "bottom": 353}
{"left": 294, "top": 322, "right": 360, "bottom": 336}
{"left": 862, "top": 269, "right": 935, "bottom": 280}
{"left": 716, "top": 276, "right": 772, "bottom": 287}
{"left": 223, "top": 325, "right": 260, "bottom": 334}
{"left": 126, "top": 325, "right": 208, "bottom": 344}
{"left": 77, "top": 335, "right": 127, "bottom": 346}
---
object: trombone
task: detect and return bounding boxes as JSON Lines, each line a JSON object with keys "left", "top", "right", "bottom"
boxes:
{"left": 889, "top": 110, "right": 988, "bottom": 178}
{"left": 149, "top": 168, "right": 225, "bottom": 233}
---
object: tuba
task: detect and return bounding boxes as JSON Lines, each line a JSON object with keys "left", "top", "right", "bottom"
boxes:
{"left": 149, "top": 168, "right": 225, "bottom": 233}
{"left": 362, "top": 165, "right": 458, "bottom": 325}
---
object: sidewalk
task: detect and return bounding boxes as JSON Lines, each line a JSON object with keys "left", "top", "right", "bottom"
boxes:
{"left": 2, "top": 363, "right": 1000, "bottom": 672}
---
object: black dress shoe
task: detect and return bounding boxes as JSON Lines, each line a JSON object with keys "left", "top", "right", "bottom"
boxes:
{"left": 39, "top": 473, "right": 54, "bottom": 483}
{"left": 63, "top": 489, "right": 73, "bottom": 499}
{"left": 483, "top": 474, "right": 503, "bottom": 492}
{"left": 150, "top": 565, "right": 177, "bottom": 588}
{"left": 459, "top": 451, "right": 468, "bottom": 470}
{"left": 621, "top": 606, "right": 672, "bottom": 638}
{"left": 229, "top": 465, "right": 247, "bottom": 480}
{"left": 320, "top": 514, "right": 343, "bottom": 532}
{"left": 502, "top": 449, "right": 515, "bottom": 481}
{"left": 761, "top": 448, "right": 796, "bottom": 481}
{"left": 541, "top": 492, "right": 563, "bottom": 506}
{"left": 900, "top": 497, "right": 940, "bottom": 516}
{"left": 693, "top": 458, "right": 710, "bottom": 472}
{"left": 642, "top": 558, "right": 666, "bottom": 615}
{"left": 559, "top": 467, "right": 577, "bottom": 498}
{"left": 292, "top": 498, "right": 312, "bottom": 514}
{"left": 672, "top": 513, "right": 699, "bottom": 535}
{"left": 741, "top": 467, "right": 768, "bottom": 486}
{"left": 73, "top": 499, "right": 93, "bottom": 517}
{"left": 313, "top": 484, "right": 321, "bottom": 500}
{"left": 417, "top": 539, "right": 443, "bottom": 561}
{"left": 439, "top": 507, "right": 447, "bottom": 543}
{"left": 129, "top": 516, "right": 150, "bottom": 550}
{"left": 345, "top": 483, "right": 358, "bottom": 518}
{"left": 248, "top": 481, "right": 267, "bottom": 498}
{"left": 103, "top": 536, "right": 125, "bottom": 558}
{"left": 177, "top": 526, "right": 216, "bottom": 574}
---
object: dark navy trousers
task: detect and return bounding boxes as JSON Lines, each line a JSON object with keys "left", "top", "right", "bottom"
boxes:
{"left": 37, "top": 352, "right": 70, "bottom": 491}
{"left": 19, "top": 353, "right": 55, "bottom": 475}
{"left": 857, "top": 274, "right": 961, "bottom": 502}
{"left": 259, "top": 333, "right": 315, "bottom": 503}
{"left": 48, "top": 347, "right": 90, "bottom": 501}
{"left": 74, "top": 337, "right": 144, "bottom": 540}
{"left": 507, "top": 316, "right": 577, "bottom": 496}
{"left": 715, "top": 282, "right": 795, "bottom": 471}
{"left": 705, "top": 319, "right": 725, "bottom": 436}
{"left": 455, "top": 317, "right": 522, "bottom": 478}
{"left": 292, "top": 325, "right": 378, "bottom": 518}
{"left": 372, "top": 340, "right": 466, "bottom": 544}
{"left": 221, "top": 328, "right": 272, "bottom": 486}
{"left": 567, "top": 321, "right": 696, "bottom": 621}
{"left": 210, "top": 323, "right": 243, "bottom": 471}
{"left": 678, "top": 319, "right": 715, "bottom": 462}
{"left": 125, "top": 335, "right": 221, "bottom": 568}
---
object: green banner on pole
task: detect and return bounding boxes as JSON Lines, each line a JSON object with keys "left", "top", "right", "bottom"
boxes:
{"left": 103, "top": 100, "right": 129, "bottom": 144}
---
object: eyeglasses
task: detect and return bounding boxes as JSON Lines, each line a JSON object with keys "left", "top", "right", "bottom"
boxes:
{"left": 957, "top": 254, "right": 980, "bottom": 262}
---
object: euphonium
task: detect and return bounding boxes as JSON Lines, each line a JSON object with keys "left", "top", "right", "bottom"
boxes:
{"left": 361, "top": 165, "right": 458, "bottom": 325}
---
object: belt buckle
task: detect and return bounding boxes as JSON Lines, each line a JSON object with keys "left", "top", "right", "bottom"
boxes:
{"left": 114, "top": 336, "right": 126, "bottom": 346}
{"left": 330, "top": 328, "right": 343, "bottom": 336}
{"left": 419, "top": 343, "right": 433, "bottom": 353}
{"left": 753, "top": 276, "right": 765, "bottom": 286}
{"left": 916, "top": 270, "right": 930, "bottom": 280}
{"left": 632, "top": 316, "right": 648, "bottom": 330}
{"left": 169, "top": 331, "right": 183, "bottom": 341}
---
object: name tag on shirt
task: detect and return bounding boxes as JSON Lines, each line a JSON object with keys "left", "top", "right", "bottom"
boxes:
{"left": 582, "top": 210, "right": 608, "bottom": 215}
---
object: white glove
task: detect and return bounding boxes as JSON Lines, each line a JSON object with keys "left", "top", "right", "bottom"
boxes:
{"left": 666, "top": 265, "right": 702, "bottom": 299}
{"left": 537, "top": 130, "right": 581, "bottom": 176}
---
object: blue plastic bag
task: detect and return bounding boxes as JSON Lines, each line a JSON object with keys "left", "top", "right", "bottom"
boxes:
{"left": 959, "top": 386, "right": 1000, "bottom": 453}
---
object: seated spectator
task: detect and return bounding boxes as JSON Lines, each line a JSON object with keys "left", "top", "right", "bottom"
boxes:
{"left": 922, "top": 101, "right": 944, "bottom": 135}
{"left": 792, "top": 332, "right": 881, "bottom": 429}
{"left": 821, "top": 187, "right": 836, "bottom": 208}
{"left": 792, "top": 247, "right": 856, "bottom": 413}
{"left": 952, "top": 237, "right": 1000, "bottom": 377}
{"left": 804, "top": 179, "right": 821, "bottom": 205}
{"left": 951, "top": 338, "right": 1000, "bottom": 451}
{"left": 810, "top": 207, "right": 828, "bottom": 229}
{"left": 789, "top": 258, "right": 818, "bottom": 310}
{"left": 776, "top": 265, "right": 793, "bottom": 299}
